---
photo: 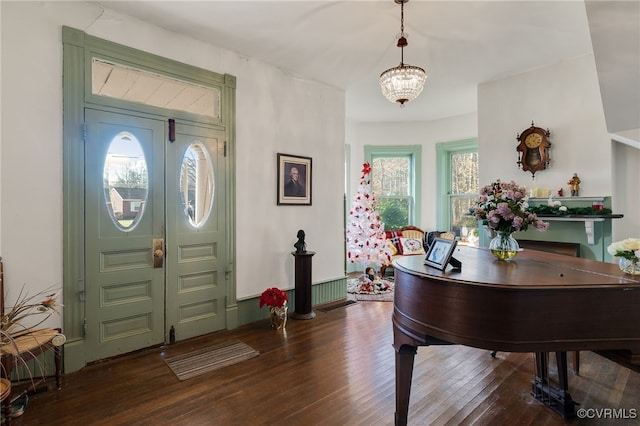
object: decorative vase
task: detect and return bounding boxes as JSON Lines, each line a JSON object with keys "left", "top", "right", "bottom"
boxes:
{"left": 489, "top": 231, "right": 520, "bottom": 261}
{"left": 618, "top": 257, "right": 640, "bottom": 275}
{"left": 269, "top": 305, "right": 288, "bottom": 330}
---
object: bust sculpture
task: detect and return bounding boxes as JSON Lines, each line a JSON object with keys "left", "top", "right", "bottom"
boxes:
{"left": 294, "top": 229, "right": 307, "bottom": 253}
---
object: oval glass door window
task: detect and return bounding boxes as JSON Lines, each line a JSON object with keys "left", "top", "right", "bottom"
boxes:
{"left": 103, "top": 132, "right": 148, "bottom": 231}
{"left": 181, "top": 143, "right": 215, "bottom": 227}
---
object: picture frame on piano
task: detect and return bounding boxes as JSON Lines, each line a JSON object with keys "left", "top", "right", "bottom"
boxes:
{"left": 424, "top": 237, "right": 459, "bottom": 270}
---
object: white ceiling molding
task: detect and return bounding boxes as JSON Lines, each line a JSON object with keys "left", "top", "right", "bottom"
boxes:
{"left": 610, "top": 133, "right": 640, "bottom": 150}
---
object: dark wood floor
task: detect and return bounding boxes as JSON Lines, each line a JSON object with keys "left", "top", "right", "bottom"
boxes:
{"left": 11, "top": 299, "right": 640, "bottom": 425}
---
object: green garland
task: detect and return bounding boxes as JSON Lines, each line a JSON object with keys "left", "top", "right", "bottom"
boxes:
{"left": 527, "top": 205, "right": 612, "bottom": 216}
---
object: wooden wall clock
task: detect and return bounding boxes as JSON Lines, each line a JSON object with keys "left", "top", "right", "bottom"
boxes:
{"left": 516, "top": 122, "right": 551, "bottom": 178}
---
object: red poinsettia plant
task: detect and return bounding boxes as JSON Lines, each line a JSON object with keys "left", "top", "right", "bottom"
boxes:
{"left": 259, "top": 287, "right": 288, "bottom": 309}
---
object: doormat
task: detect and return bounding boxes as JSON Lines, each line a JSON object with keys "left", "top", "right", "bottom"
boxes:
{"left": 164, "top": 340, "right": 259, "bottom": 381}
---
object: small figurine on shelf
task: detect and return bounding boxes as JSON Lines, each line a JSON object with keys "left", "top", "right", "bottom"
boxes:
{"left": 557, "top": 188, "right": 564, "bottom": 197}
{"left": 294, "top": 229, "right": 307, "bottom": 253}
{"left": 568, "top": 173, "right": 581, "bottom": 197}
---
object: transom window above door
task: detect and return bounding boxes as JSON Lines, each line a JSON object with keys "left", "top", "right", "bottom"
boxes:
{"left": 91, "top": 58, "right": 221, "bottom": 119}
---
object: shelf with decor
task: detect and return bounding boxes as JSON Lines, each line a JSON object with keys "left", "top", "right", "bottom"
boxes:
{"left": 528, "top": 196, "right": 607, "bottom": 203}
{"left": 536, "top": 215, "right": 623, "bottom": 245}
{"left": 525, "top": 196, "right": 623, "bottom": 249}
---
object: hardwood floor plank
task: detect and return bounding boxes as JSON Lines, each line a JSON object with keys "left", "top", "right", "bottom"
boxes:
{"left": 9, "top": 301, "right": 639, "bottom": 425}
{"left": 435, "top": 352, "right": 531, "bottom": 425}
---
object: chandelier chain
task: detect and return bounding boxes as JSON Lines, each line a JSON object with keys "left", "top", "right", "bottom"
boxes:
{"left": 400, "top": 0, "right": 405, "bottom": 36}
{"left": 379, "top": 0, "right": 426, "bottom": 106}
{"left": 400, "top": 1, "right": 405, "bottom": 64}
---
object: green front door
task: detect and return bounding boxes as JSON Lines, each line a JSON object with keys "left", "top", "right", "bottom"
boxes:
{"left": 85, "top": 109, "right": 226, "bottom": 362}
{"left": 85, "top": 109, "right": 165, "bottom": 361}
{"left": 165, "top": 122, "right": 227, "bottom": 341}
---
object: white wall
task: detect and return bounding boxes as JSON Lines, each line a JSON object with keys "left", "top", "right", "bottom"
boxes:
{"left": 478, "top": 54, "right": 611, "bottom": 196}
{"left": 346, "top": 113, "right": 477, "bottom": 232}
{"left": 612, "top": 141, "right": 640, "bottom": 243}
{"left": 0, "top": 1, "right": 345, "bottom": 322}
{"left": 477, "top": 53, "right": 638, "bottom": 245}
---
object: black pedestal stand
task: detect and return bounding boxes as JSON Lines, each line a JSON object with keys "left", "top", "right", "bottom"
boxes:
{"left": 291, "top": 251, "right": 316, "bottom": 320}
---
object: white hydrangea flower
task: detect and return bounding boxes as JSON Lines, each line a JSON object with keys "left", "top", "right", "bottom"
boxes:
{"left": 607, "top": 238, "right": 640, "bottom": 259}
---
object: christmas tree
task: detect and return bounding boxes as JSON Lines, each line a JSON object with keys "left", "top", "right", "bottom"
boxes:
{"left": 346, "top": 162, "right": 392, "bottom": 270}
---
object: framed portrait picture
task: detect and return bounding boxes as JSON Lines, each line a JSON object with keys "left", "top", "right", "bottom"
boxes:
{"left": 424, "top": 238, "right": 458, "bottom": 270}
{"left": 277, "top": 153, "right": 312, "bottom": 205}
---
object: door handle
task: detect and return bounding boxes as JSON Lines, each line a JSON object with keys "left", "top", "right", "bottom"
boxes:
{"left": 153, "top": 238, "right": 164, "bottom": 268}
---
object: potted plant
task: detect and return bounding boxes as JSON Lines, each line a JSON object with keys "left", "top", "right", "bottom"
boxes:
{"left": 1, "top": 285, "right": 65, "bottom": 418}
{"left": 473, "top": 179, "right": 549, "bottom": 260}
{"left": 607, "top": 238, "right": 640, "bottom": 275}
{"left": 259, "top": 288, "right": 288, "bottom": 330}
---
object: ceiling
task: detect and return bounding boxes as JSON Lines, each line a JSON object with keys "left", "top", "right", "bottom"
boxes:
{"left": 93, "top": 1, "right": 634, "bottom": 127}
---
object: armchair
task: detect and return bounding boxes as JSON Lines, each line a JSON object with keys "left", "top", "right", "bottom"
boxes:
{"left": 380, "top": 226, "right": 426, "bottom": 276}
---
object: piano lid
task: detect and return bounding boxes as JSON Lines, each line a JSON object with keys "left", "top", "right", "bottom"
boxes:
{"left": 394, "top": 245, "right": 640, "bottom": 290}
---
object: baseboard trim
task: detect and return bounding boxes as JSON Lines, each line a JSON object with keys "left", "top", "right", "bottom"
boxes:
{"left": 236, "top": 276, "right": 347, "bottom": 326}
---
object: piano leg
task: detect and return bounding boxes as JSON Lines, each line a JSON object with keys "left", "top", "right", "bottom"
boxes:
{"left": 534, "top": 351, "right": 549, "bottom": 384}
{"left": 573, "top": 351, "right": 580, "bottom": 375}
{"left": 556, "top": 351, "right": 569, "bottom": 391}
{"left": 394, "top": 344, "right": 417, "bottom": 426}
{"left": 531, "top": 352, "right": 578, "bottom": 418}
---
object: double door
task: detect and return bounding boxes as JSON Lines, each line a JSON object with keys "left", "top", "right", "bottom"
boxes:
{"left": 84, "top": 109, "right": 227, "bottom": 362}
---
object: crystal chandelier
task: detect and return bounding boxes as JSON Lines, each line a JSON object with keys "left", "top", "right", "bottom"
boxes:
{"left": 379, "top": 0, "right": 427, "bottom": 106}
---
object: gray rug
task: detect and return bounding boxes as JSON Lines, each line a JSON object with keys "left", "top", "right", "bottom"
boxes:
{"left": 355, "top": 292, "right": 394, "bottom": 302}
{"left": 346, "top": 277, "right": 394, "bottom": 295}
{"left": 165, "top": 340, "right": 259, "bottom": 380}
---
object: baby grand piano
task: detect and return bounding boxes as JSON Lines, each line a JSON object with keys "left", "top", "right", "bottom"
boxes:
{"left": 392, "top": 246, "right": 640, "bottom": 426}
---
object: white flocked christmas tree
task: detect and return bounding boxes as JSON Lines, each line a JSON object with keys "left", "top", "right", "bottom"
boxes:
{"left": 346, "top": 162, "right": 392, "bottom": 271}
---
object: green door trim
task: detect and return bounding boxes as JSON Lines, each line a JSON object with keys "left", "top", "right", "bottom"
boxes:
{"left": 62, "top": 26, "right": 237, "bottom": 373}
